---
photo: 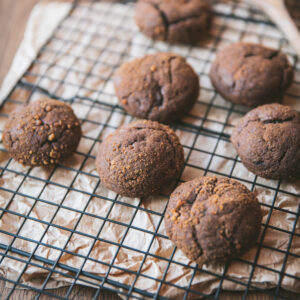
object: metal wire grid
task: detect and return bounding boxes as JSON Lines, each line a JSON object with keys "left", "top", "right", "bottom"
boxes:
{"left": 0, "top": 0, "right": 299, "bottom": 299}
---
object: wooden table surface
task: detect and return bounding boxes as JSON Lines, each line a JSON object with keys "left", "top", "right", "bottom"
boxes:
{"left": 0, "top": 0, "right": 300, "bottom": 299}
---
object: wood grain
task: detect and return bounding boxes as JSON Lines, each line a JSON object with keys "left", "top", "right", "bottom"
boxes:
{"left": 0, "top": 0, "right": 38, "bottom": 86}
{"left": 0, "top": 1, "right": 299, "bottom": 299}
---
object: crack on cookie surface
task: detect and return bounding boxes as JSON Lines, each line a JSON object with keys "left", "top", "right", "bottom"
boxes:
{"left": 165, "top": 177, "right": 261, "bottom": 265}
{"left": 135, "top": 0, "right": 212, "bottom": 43}
{"left": 114, "top": 53, "right": 199, "bottom": 122}
{"left": 210, "top": 43, "right": 294, "bottom": 107}
{"left": 231, "top": 104, "right": 300, "bottom": 179}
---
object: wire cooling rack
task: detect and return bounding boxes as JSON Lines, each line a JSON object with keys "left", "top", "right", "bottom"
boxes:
{"left": 0, "top": 0, "right": 300, "bottom": 299}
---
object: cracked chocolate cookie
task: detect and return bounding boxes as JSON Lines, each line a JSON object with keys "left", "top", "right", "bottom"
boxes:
{"left": 231, "top": 103, "right": 300, "bottom": 179}
{"left": 210, "top": 43, "right": 294, "bottom": 107}
{"left": 113, "top": 53, "right": 199, "bottom": 123}
{"left": 135, "top": 0, "right": 212, "bottom": 44}
{"left": 3, "top": 99, "right": 81, "bottom": 166}
{"left": 96, "top": 120, "right": 184, "bottom": 198}
{"left": 165, "top": 176, "right": 262, "bottom": 265}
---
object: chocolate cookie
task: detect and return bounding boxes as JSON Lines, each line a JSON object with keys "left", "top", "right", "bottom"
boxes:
{"left": 135, "top": 0, "right": 212, "bottom": 44}
{"left": 210, "top": 43, "right": 294, "bottom": 107}
{"left": 113, "top": 53, "right": 199, "bottom": 123}
{"left": 3, "top": 99, "right": 81, "bottom": 166}
{"left": 96, "top": 120, "right": 184, "bottom": 198}
{"left": 165, "top": 176, "right": 262, "bottom": 265}
{"left": 231, "top": 103, "right": 300, "bottom": 179}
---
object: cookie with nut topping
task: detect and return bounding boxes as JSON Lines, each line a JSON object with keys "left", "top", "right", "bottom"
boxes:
{"left": 165, "top": 176, "right": 262, "bottom": 265}
{"left": 3, "top": 98, "right": 81, "bottom": 166}
{"left": 96, "top": 119, "right": 184, "bottom": 198}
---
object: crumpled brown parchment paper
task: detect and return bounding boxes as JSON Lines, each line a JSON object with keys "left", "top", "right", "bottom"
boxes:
{"left": 0, "top": 1, "right": 299, "bottom": 299}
